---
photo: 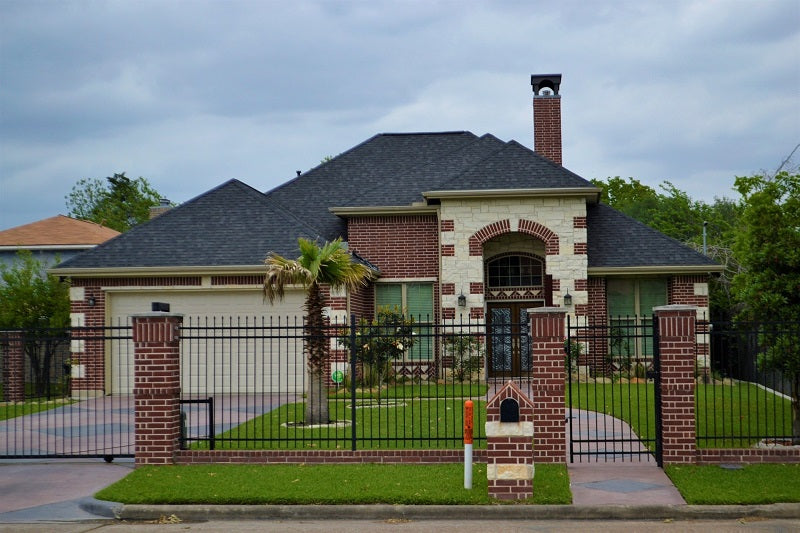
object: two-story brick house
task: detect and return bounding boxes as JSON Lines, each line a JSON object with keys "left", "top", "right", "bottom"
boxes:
{"left": 54, "top": 74, "right": 721, "bottom": 396}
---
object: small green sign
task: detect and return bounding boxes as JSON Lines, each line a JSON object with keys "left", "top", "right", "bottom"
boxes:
{"left": 331, "top": 369, "right": 345, "bottom": 384}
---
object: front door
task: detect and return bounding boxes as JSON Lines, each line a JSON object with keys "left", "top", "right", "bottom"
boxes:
{"left": 487, "top": 301, "right": 543, "bottom": 377}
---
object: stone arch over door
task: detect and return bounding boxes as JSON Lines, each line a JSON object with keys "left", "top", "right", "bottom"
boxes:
{"left": 469, "top": 219, "right": 559, "bottom": 256}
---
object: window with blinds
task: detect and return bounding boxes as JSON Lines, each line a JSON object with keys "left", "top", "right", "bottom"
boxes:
{"left": 608, "top": 278, "right": 667, "bottom": 358}
{"left": 375, "top": 282, "right": 433, "bottom": 360}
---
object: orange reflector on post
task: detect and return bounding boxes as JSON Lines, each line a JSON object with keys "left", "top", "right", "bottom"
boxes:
{"left": 464, "top": 400, "right": 474, "bottom": 445}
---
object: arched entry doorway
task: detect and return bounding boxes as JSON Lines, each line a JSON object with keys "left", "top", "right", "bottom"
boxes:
{"left": 483, "top": 250, "right": 551, "bottom": 378}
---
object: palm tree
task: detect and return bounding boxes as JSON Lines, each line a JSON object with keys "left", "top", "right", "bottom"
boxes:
{"left": 264, "top": 238, "right": 374, "bottom": 425}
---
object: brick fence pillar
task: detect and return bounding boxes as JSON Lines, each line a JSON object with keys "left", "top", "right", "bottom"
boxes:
{"left": 132, "top": 313, "right": 183, "bottom": 466}
{"left": 1, "top": 332, "right": 25, "bottom": 402}
{"left": 654, "top": 305, "right": 697, "bottom": 465}
{"left": 529, "top": 307, "right": 567, "bottom": 463}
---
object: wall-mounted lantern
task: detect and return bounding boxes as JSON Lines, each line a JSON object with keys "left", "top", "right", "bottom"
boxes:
{"left": 87, "top": 296, "right": 96, "bottom": 307}
{"left": 457, "top": 293, "right": 467, "bottom": 307}
{"left": 563, "top": 290, "right": 572, "bottom": 307}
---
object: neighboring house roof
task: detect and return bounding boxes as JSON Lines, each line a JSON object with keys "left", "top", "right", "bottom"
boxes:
{"left": 54, "top": 131, "right": 720, "bottom": 274}
{"left": 0, "top": 215, "right": 120, "bottom": 248}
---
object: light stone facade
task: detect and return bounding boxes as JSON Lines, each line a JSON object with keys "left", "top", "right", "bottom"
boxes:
{"left": 439, "top": 195, "right": 588, "bottom": 312}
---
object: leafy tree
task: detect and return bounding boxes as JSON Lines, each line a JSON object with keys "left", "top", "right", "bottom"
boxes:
{"left": 339, "top": 307, "right": 416, "bottom": 396}
{"left": 65, "top": 172, "right": 163, "bottom": 232}
{"left": 0, "top": 251, "right": 71, "bottom": 397}
{"left": 593, "top": 176, "right": 742, "bottom": 319}
{"left": 263, "top": 238, "right": 374, "bottom": 425}
{"left": 732, "top": 171, "right": 800, "bottom": 443}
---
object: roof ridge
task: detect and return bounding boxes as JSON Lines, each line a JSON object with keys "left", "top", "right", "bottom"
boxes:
{"left": 432, "top": 135, "right": 518, "bottom": 190}
{"left": 339, "top": 132, "right": 490, "bottom": 204}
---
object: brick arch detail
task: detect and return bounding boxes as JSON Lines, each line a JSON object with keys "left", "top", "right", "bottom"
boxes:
{"left": 468, "top": 219, "right": 559, "bottom": 256}
{"left": 468, "top": 220, "right": 512, "bottom": 256}
{"left": 518, "top": 219, "right": 560, "bottom": 255}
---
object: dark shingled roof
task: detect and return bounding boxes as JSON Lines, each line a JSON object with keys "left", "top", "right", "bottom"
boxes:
{"left": 57, "top": 180, "right": 320, "bottom": 269}
{"left": 55, "top": 132, "right": 717, "bottom": 271}
{"left": 586, "top": 203, "right": 719, "bottom": 268}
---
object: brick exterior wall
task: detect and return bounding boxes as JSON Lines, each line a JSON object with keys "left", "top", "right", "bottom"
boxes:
{"left": 0, "top": 332, "right": 24, "bottom": 402}
{"left": 533, "top": 95, "right": 562, "bottom": 165}
{"left": 347, "top": 215, "right": 439, "bottom": 279}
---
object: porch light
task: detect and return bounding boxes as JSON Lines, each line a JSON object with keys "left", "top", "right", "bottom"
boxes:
{"left": 87, "top": 296, "right": 96, "bottom": 307}
{"left": 458, "top": 293, "right": 467, "bottom": 307}
{"left": 563, "top": 290, "right": 572, "bottom": 307}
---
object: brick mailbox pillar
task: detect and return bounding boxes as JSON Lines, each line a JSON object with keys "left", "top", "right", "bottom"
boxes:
{"left": 485, "top": 380, "right": 535, "bottom": 500}
{"left": 132, "top": 312, "right": 183, "bottom": 466}
{"left": 529, "top": 307, "right": 567, "bottom": 464}
{"left": 654, "top": 305, "right": 697, "bottom": 465}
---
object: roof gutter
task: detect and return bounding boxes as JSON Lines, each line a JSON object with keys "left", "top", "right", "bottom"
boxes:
{"left": 330, "top": 205, "right": 439, "bottom": 217}
{"left": 423, "top": 187, "right": 602, "bottom": 203}
{"left": 48, "top": 264, "right": 267, "bottom": 278}
{"left": 589, "top": 265, "right": 725, "bottom": 276}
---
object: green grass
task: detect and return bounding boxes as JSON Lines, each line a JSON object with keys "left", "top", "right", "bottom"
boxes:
{"left": 695, "top": 382, "right": 794, "bottom": 447}
{"left": 567, "top": 382, "right": 793, "bottom": 449}
{"left": 0, "top": 398, "right": 72, "bottom": 421}
{"left": 666, "top": 464, "right": 800, "bottom": 504}
{"left": 329, "top": 382, "right": 488, "bottom": 399}
{"left": 198, "top": 398, "right": 487, "bottom": 450}
{"left": 95, "top": 463, "right": 571, "bottom": 505}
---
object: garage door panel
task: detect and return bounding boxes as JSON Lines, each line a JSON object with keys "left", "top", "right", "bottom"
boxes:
{"left": 109, "top": 290, "right": 305, "bottom": 394}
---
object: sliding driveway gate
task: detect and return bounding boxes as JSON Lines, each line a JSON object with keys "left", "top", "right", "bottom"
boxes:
{"left": 0, "top": 325, "right": 134, "bottom": 460}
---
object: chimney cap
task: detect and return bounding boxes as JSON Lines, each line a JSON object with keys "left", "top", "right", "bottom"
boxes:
{"left": 531, "top": 74, "right": 562, "bottom": 96}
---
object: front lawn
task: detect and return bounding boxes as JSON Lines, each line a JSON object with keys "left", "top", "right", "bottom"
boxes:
{"left": 666, "top": 464, "right": 800, "bottom": 504}
{"left": 0, "top": 398, "right": 73, "bottom": 421}
{"left": 198, "top": 397, "right": 487, "bottom": 450}
{"left": 567, "top": 382, "right": 793, "bottom": 449}
{"left": 95, "top": 463, "right": 571, "bottom": 505}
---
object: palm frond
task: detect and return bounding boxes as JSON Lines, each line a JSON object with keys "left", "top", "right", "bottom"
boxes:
{"left": 263, "top": 252, "right": 313, "bottom": 304}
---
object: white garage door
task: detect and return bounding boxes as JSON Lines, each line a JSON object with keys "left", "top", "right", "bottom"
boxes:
{"left": 107, "top": 289, "right": 306, "bottom": 394}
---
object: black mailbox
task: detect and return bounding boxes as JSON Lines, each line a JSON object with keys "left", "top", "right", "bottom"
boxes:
{"left": 500, "top": 398, "right": 520, "bottom": 423}
{"left": 151, "top": 302, "right": 170, "bottom": 312}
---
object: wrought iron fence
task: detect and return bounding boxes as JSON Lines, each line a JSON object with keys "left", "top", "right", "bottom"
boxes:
{"left": 698, "top": 319, "right": 799, "bottom": 448}
{"left": 0, "top": 324, "right": 134, "bottom": 459}
{"left": 178, "top": 315, "right": 493, "bottom": 451}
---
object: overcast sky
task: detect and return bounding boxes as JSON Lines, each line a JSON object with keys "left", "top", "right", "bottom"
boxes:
{"left": 1, "top": 0, "right": 799, "bottom": 230}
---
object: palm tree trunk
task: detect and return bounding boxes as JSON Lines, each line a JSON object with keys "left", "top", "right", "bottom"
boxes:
{"left": 304, "top": 283, "right": 329, "bottom": 425}
{"left": 792, "top": 374, "right": 799, "bottom": 445}
{"left": 306, "top": 368, "right": 328, "bottom": 425}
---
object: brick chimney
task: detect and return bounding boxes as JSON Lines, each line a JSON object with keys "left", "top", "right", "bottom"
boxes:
{"left": 531, "top": 74, "right": 562, "bottom": 166}
{"left": 149, "top": 198, "right": 172, "bottom": 219}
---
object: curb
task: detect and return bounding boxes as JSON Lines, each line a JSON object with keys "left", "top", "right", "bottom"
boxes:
{"left": 111, "top": 503, "right": 800, "bottom": 522}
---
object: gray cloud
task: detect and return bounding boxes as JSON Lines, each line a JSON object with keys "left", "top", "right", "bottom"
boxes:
{"left": 1, "top": 0, "right": 798, "bottom": 229}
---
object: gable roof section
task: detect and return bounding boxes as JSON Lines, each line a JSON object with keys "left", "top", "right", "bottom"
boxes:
{"left": 266, "top": 132, "right": 597, "bottom": 239}
{"left": 0, "top": 215, "right": 119, "bottom": 247}
{"left": 586, "top": 203, "right": 721, "bottom": 272}
{"left": 55, "top": 180, "right": 318, "bottom": 271}
{"left": 52, "top": 131, "right": 717, "bottom": 273}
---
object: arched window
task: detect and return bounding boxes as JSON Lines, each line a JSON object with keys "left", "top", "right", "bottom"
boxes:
{"left": 486, "top": 254, "right": 543, "bottom": 289}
